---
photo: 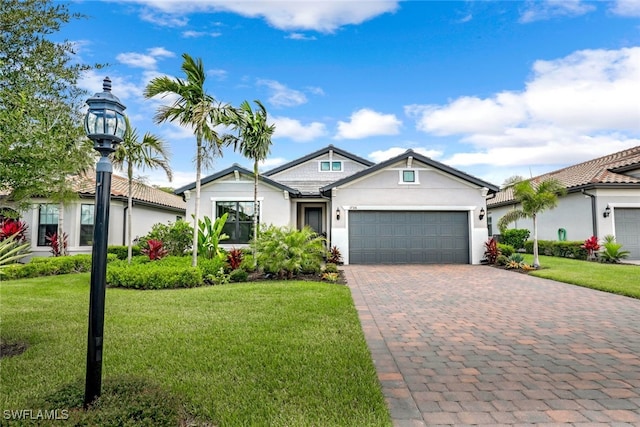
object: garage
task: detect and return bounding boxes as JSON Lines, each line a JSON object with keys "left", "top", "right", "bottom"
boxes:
{"left": 348, "top": 211, "right": 470, "bottom": 264}
{"left": 615, "top": 208, "right": 640, "bottom": 259}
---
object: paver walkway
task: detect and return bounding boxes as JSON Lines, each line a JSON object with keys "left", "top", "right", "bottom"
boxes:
{"left": 345, "top": 265, "right": 640, "bottom": 426}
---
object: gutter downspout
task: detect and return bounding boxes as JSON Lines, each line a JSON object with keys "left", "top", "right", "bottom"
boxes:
{"left": 319, "top": 191, "right": 332, "bottom": 247}
{"left": 122, "top": 204, "right": 128, "bottom": 245}
{"left": 581, "top": 189, "right": 598, "bottom": 237}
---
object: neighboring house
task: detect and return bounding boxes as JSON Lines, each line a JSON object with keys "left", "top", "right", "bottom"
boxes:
{"left": 488, "top": 146, "right": 640, "bottom": 260}
{"left": 0, "top": 173, "right": 186, "bottom": 257}
{"left": 175, "top": 145, "right": 498, "bottom": 265}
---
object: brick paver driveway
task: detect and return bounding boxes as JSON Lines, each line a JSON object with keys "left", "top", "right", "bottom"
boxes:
{"left": 345, "top": 265, "right": 640, "bottom": 426}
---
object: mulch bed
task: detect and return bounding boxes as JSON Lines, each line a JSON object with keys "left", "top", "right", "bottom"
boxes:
{"left": 0, "top": 340, "right": 28, "bottom": 359}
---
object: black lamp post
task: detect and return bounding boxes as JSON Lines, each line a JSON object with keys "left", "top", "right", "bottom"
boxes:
{"left": 83, "top": 77, "right": 126, "bottom": 407}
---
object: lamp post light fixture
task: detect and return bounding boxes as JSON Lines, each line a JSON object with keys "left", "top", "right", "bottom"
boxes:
{"left": 83, "top": 77, "right": 126, "bottom": 407}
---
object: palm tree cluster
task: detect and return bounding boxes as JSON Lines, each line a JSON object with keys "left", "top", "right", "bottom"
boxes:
{"left": 140, "top": 53, "right": 274, "bottom": 267}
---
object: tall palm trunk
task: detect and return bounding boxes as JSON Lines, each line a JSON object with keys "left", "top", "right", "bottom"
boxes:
{"left": 192, "top": 135, "right": 202, "bottom": 267}
{"left": 532, "top": 214, "right": 540, "bottom": 267}
{"left": 57, "top": 201, "right": 67, "bottom": 256}
{"left": 252, "top": 160, "right": 258, "bottom": 264}
{"left": 127, "top": 162, "right": 134, "bottom": 264}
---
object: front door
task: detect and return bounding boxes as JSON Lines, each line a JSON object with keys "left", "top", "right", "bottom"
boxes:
{"left": 304, "top": 207, "right": 323, "bottom": 235}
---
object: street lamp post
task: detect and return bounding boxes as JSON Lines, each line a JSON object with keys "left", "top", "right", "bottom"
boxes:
{"left": 83, "top": 77, "right": 126, "bottom": 407}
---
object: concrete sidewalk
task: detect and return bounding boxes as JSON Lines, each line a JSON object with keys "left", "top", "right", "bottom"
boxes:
{"left": 345, "top": 265, "right": 640, "bottom": 426}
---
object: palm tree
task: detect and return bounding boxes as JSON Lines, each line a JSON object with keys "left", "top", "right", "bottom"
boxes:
{"left": 113, "top": 116, "right": 173, "bottom": 263}
{"left": 144, "top": 53, "right": 234, "bottom": 267}
{"left": 497, "top": 179, "right": 566, "bottom": 267}
{"left": 227, "top": 100, "right": 275, "bottom": 249}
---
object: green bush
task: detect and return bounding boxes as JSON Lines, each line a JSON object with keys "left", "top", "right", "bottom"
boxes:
{"left": 108, "top": 245, "right": 142, "bottom": 260}
{"left": 501, "top": 229, "right": 530, "bottom": 249}
{"left": 323, "top": 263, "right": 339, "bottom": 274}
{"left": 239, "top": 254, "right": 256, "bottom": 272}
{"left": 1, "top": 254, "right": 116, "bottom": 280}
{"left": 229, "top": 268, "right": 248, "bottom": 283}
{"left": 198, "top": 256, "right": 227, "bottom": 278}
{"left": 253, "top": 225, "right": 325, "bottom": 278}
{"left": 107, "top": 260, "right": 202, "bottom": 289}
{"left": 139, "top": 220, "right": 193, "bottom": 257}
{"left": 524, "top": 240, "right": 588, "bottom": 260}
{"left": 495, "top": 254, "right": 509, "bottom": 266}
{"left": 497, "top": 243, "right": 515, "bottom": 257}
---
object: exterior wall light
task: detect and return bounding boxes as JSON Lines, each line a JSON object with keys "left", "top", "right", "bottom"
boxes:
{"left": 603, "top": 206, "right": 611, "bottom": 218}
{"left": 336, "top": 207, "right": 341, "bottom": 220}
{"left": 479, "top": 208, "right": 485, "bottom": 220}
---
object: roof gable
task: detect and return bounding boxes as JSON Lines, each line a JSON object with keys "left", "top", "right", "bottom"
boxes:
{"left": 174, "top": 164, "right": 300, "bottom": 195}
{"left": 320, "top": 149, "right": 499, "bottom": 193}
{"left": 489, "top": 145, "right": 640, "bottom": 207}
{"left": 263, "top": 144, "right": 373, "bottom": 177}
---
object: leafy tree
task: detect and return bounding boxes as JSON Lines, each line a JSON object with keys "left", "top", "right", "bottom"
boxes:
{"left": 113, "top": 116, "right": 173, "bottom": 263}
{"left": 1, "top": 0, "right": 97, "bottom": 211}
{"left": 501, "top": 175, "right": 525, "bottom": 189}
{"left": 144, "top": 53, "right": 235, "bottom": 267}
{"left": 497, "top": 179, "right": 566, "bottom": 267}
{"left": 226, "top": 100, "right": 275, "bottom": 255}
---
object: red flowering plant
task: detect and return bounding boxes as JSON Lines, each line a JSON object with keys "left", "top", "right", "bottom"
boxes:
{"left": 226, "top": 248, "right": 244, "bottom": 270}
{"left": 581, "top": 236, "right": 600, "bottom": 261}
{"left": 141, "top": 239, "right": 168, "bottom": 261}
{"left": 46, "top": 232, "right": 68, "bottom": 257}
{"left": 0, "top": 219, "right": 28, "bottom": 242}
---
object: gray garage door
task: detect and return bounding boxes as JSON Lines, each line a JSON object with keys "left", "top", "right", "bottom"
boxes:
{"left": 349, "top": 211, "right": 469, "bottom": 264}
{"left": 615, "top": 208, "right": 640, "bottom": 260}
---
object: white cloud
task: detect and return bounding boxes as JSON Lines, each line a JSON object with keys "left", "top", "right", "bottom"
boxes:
{"left": 116, "top": 0, "right": 399, "bottom": 33}
{"left": 259, "top": 157, "right": 287, "bottom": 169}
{"left": 182, "top": 30, "right": 222, "bottom": 38}
{"left": 116, "top": 47, "right": 175, "bottom": 70}
{"left": 207, "top": 69, "right": 228, "bottom": 80}
{"left": 272, "top": 116, "right": 327, "bottom": 142}
{"left": 408, "top": 47, "right": 640, "bottom": 169}
{"left": 286, "top": 33, "right": 317, "bottom": 41}
{"left": 258, "top": 79, "right": 307, "bottom": 107}
{"left": 520, "top": 0, "right": 595, "bottom": 23}
{"left": 335, "top": 108, "right": 402, "bottom": 139}
{"left": 611, "top": 0, "right": 640, "bottom": 16}
{"left": 368, "top": 147, "right": 443, "bottom": 163}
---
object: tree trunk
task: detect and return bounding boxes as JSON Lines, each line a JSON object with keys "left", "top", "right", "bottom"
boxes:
{"left": 127, "top": 162, "right": 133, "bottom": 264}
{"left": 253, "top": 160, "right": 258, "bottom": 266}
{"left": 532, "top": 214, "right": 540, "bottom": 268}
{"left": 58, "top": 201, "right": 67, "bottom": 256}
{"left": 192, "top": 136, "right": 202, "bottom": 267}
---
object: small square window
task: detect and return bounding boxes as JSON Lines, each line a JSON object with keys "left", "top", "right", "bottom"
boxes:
{"left": 320, "top": 161, "right": 330, "bottom": 171}
{"left": 331, "top": 161, "right": 342, "bottom": 171}
{"left": 402, "top": 170, "right": 416, "bottom": 183}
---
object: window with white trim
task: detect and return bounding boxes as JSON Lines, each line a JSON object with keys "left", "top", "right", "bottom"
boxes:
{"left": 38, "top": 204, "right": 58, "bottom": 246}
{"left": 216, "top": 201, "right": 259, "bottom": 244}
{"left": 319, "top": 161, "right": 342, "bottom": 172}
{"left": 80, "top": 204, "right": 94, "bottom": 246}
{"left": 400, "top": 169, "right": 418, "bottom": 184}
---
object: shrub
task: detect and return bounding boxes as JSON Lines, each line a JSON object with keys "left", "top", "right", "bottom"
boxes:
{"left": 226, "top": 248, "right": 244, "bottom": 271}
{"left": 500, "top": 229, "right": 530, "bottom": 249}
{"left": 484, "top": 237, "right": 500, "bottom": 264}
{"left": 46, "top": 231, "right": 68, "bottom": 256}
{"left": 497, "top": 243, "right": 515, "bottom": 257}
{"left": 495, "top": 254, "right": 509, "bottom": 266}
{"left": 599, "top": 235, "right": 630, "bottom": 264}
{"left": 108, "top": 245, "right": 142, "bottom": 260}
{"left": 239, "top": 254, "right": 256, "bottom": 272}
{"left": 327, "top": 246, "right": 343, "bottom": 265}
{"left": 0, "top": 219, "right": 28, "bottom": 242}
{"left": 524, "top": 240, "right": 588, "bottom": 260}
{"left": 205, "top": 267, "right": 230, "bottom": 286}
{"left": 198, "top": 256, "right": 227, "bottom": 278}
{"left": 322, "top": 272, "right": 339, "bottom": 283}
{"left": 107, "top": 261, "right": 202, "bottom": 289}
{"left": 0, "top": 233, "right": 30, "bottom": 274}
{"left": 253, "top": 225, "right": 325, "bottom": 278}
{"left": 140, "top": 220, "right": 193, "bottom": 256}
{"left": 229, "top": 268, "right": 249, "bottom": 283}
{"left": 1, "top": 254, "right": 112, "bottom": 280}
{"left": 508, "top": 253, "right": 525, "bottom": 263}
{"left": 323, "top": 263, "right": 339, "bottom": 274}
{"left": 581, "top": 236, "right": 600, "bottom": 260}
{"left": 197, "top": 214, "right": 229, "bottom": 260}
{"left": 141, "top": 240, "right": 168, "bottom": 261}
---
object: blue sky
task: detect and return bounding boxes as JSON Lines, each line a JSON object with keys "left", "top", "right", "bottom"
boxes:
{"left": 62, "top": 0, "right": 640, "bottom": 189}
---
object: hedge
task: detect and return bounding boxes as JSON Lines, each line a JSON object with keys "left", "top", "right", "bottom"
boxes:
{"left": 107, "top": 262, "right": 202, "bottom": 289}
{"left": 524, "top": 240, "right": 588, "bottom": 260}
{"left": 107, "top": 245, "right": 142, "bottom": 260}
{"left": 1, "top": 254, "right": 117, "bottom": 280}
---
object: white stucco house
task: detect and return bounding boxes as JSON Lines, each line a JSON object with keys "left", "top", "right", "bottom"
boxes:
{"left": 0, "top": 173, "right": 186, "bottom": 257}
{"left": 488, "top": 146, "right": 640, "bottom": 260}
{"left": 175, "top": 145, "right": 499, "bottom": 265}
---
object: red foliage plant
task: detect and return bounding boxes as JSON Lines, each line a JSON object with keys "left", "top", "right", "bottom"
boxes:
{"left": 226, "top": 248, "right": 244, "bottom": 270}
{"left": 0, "top": 219, "right": 28, "bottom": 242}
{"left": 327, "top": 245, "right": 343, "bottom": 265}
{"left": 582, "top": 236, "right": 600, "bottom": 259}
{"left": 46, "top": 232, "right": 68, "bottom": 257}
{"left": 141, "top": 239, "right": 168, "bottom": 260}
{"left": 484, "top": 237, "right": 500, "bottom": 264}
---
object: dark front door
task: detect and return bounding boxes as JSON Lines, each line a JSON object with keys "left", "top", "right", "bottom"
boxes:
{"left": 304, "top": 207, "right": 323, "bottom": 235}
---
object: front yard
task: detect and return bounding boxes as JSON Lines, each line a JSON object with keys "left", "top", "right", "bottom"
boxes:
{"left": 0, "top": 274, "right": 391, "bottom": 426}
{"left": 523, "top": 254, "right": 640, "bottom": 299}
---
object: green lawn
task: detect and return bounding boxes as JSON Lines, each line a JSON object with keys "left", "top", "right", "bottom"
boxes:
{"left": 0, "top": 274, "right": 391, "bottom": 426}
{"left": 524, "top": 254, "right": 640, "bottom": 299}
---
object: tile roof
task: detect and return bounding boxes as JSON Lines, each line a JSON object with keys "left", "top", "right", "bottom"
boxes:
{"left": 489, "top": 146, "right": 640, "bottom": 206}
{"left": 263, "top": 144, "right": 374, "bottom": 177}
{"left": 75, "top": 173, "right": 186, "bottom": 211}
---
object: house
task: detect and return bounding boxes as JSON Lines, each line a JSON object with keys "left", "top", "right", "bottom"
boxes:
{"left": 175, "top": 145, "right": 499, "bottom": 265}
{"left": 0, "top": 173, "right": 186, "bottom": 257}
{"left": 488, "top": 146, "right": 640, "bottom": 260}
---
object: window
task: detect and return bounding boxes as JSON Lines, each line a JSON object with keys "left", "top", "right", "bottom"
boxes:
{"left": 216, "top": 201, "right": 259, "bottom": 244}
{"left": 401, "top": 170, "right": 416, "bottom": 183}
{"left": 320, "top": 161, "right": 342, "bottom": 172}
{"left": 38, "top": 204, "right": 58, "bottom": 246}
{"left": 487, "top": 215, "right": 493, "bottom": 237}
{"left": 80, "top": 204, "right": 94, "bottom": 246}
